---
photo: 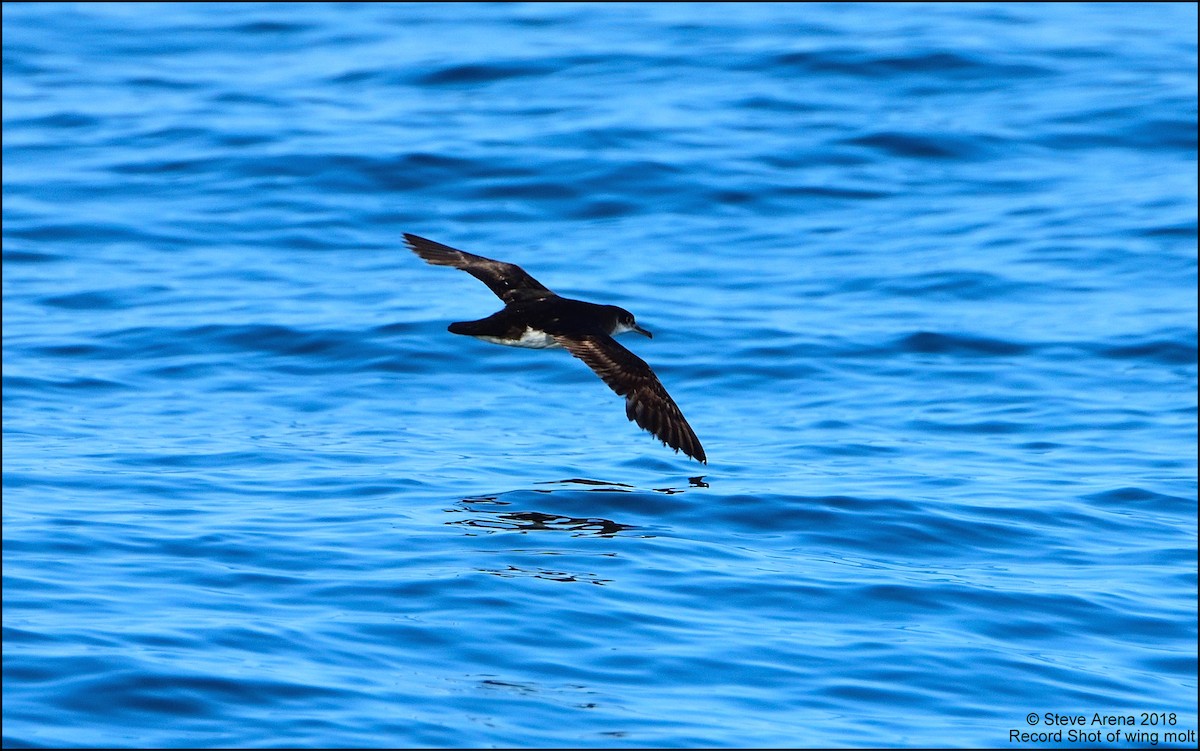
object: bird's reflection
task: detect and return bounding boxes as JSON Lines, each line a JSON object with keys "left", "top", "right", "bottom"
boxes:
{"left": 445, "top": 476, "right": 709, "bottom": 538}
{"left": 446, "top": 478, "right": 710, "bottom": 586}
{"left": 448, "top": 507, "right": 636, "bottom": 537}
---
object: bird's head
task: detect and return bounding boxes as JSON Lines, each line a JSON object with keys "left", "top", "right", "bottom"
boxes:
{"left": 609, "top": 306, "right": 652, "bottom": 339}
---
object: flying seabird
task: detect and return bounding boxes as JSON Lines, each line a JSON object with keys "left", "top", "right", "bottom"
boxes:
{"left": 404, "top": 233, "right": 706, "bottom": 464}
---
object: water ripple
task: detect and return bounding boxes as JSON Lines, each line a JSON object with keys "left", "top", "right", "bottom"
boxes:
{"left": 4, "top": 2, "right": 1195, "bottom": 748}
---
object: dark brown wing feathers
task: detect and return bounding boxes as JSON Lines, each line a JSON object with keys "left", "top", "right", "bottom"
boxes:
{"left": 403, "top": 233, "right": 554, "bottom": 303}
{"left": 554, "top": 334, "right": 706, "bottom": 464}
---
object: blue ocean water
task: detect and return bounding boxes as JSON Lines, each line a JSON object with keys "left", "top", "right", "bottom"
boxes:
{"left": 3, "top": 2, "right": 1196, "bottom": 747}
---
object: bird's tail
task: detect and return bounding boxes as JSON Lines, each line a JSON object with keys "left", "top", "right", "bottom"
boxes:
{"left": 447, "top": 320, "right": 485, "bottom": 336}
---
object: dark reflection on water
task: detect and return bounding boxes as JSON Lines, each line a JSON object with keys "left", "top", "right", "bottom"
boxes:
{"left": 448, "top": 505, "right": 640, "bottom": 538}
{"left": 446, "top": 477, "right": 693, "bottom": 537}
{"left": 446, "top": 476, "right": 713, "bottom": 536}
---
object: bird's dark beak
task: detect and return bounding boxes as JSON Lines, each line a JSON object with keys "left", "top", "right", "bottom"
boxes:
{"left": 634, "top": 324, "right": 653, "bottom": 339}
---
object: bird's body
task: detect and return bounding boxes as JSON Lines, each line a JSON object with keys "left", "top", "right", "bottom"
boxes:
{"left": 448, "top": 297, "right": 644, "bottom": 347}
{"left": 404, "top": 233, "right": 706, "bottom": 464}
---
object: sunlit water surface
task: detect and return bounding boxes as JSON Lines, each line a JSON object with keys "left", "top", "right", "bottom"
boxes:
{"left": 3, "top": 3, "right": 1196, "bottom": 747}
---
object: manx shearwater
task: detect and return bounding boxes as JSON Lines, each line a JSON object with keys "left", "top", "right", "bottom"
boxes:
{"left": 404, "top": 233, "right": 706, "bottom": 464}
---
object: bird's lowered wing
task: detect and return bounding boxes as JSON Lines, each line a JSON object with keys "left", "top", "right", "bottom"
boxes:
{"left": 553, "top": 333, "right": 706, "bottom": 464}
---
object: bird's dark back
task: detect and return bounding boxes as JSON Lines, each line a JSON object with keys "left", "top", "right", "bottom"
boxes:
{"left": 510, "top": 297, "right": 621, "bottom": 337}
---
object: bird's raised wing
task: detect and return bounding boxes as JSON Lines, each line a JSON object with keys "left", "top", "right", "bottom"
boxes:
{"left": 404, "top": 233, "right": 554, "bottom": 304}
{"left": 553, "top": 333, "right": 706, "bottom": 464}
